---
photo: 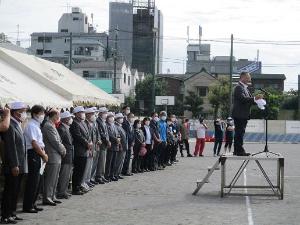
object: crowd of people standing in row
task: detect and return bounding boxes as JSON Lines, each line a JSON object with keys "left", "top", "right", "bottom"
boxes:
{"left": 0, "top": 103, "right": 194, "bottom": 224}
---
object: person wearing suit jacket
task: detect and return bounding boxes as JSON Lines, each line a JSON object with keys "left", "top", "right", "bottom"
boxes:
{"left": 114, "top": 113, "right": 128, "bottom": 180}
{"left": 150, "top": 112, "right": 162, "bottom": 170}
{"left": 95, "top": 107, "right": 111, "bottom": 184}
{"left": 132, "top": 120, "right": 146, "bottom": 173}
{"left": 105, "top": 112, "right": 120, "bottom": 182}
{"left": 1, "top": 102, "right": 28, "bottom": 224}
{"left": 56, "top": 111, "right": 74, "bottom": 199}
{"left": 232, "top": 72, "right": 263, "bottom": 156}
{"left": 42, "top": 110, "right": 66, "bottom": 206}
{"left": 70, "top": 106, "right": 92, "bottom": 195}
{"left": 121, "top": 112, "right": 135, "bottom": 176}
{"left": 141, "top": 117, "right": 154, "bottom": 171}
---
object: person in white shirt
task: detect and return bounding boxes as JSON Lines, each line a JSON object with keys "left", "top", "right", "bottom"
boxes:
{"left": 193, "top": 118, "right": 208, "bottom": 157}
{"left": 23, "top": 105, "right": 47, "bottom": 213}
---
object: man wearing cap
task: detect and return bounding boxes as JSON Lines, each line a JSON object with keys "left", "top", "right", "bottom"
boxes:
{"left": 83, "top": 107, "right": 101, "bottom": 189}
{"left": 1, "top": 102, "right": 28, "bottom": 224}
{"left": 70, "top": 106, "right": 92, "bottom": 195}
{"left": 95, "top": 107, "right": 111, "bottom": 184}
{"left": 105, "top": 112, "right": 120, "bottom": 182}
{"left": 42, "top": 110, "right": 66, "bottom": 206}
{"left": 121, "top": 112, "right": 135, "bottom": 176}
{"left": 57, "top": 111, "right": 74, "bottom": 199}
{"left": 114, "top": 113, "right": 128, "bottom": 180}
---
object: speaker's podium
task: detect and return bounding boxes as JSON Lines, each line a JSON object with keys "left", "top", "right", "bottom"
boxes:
{"left": 192, "top": 154, "right": 284, "bottom": 200}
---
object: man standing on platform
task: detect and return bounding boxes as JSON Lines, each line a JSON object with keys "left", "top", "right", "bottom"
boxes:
{"left": 232, "top": 72, "right": 262, "bottom": 156}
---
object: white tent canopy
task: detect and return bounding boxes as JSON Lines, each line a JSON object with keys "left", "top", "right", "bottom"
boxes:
{"left": 0, "top": 55, "right": 72, "bottom": 107}
{"left": 0, "top": 47, "right": 120, "bottom": 106}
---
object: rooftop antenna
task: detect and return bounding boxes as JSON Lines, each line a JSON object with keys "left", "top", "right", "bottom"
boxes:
{"left": 198, "top": 25, "right": 202, "bottom": 58}
{"left": 256, "top": 49, "right": 260, "bottom": 62}
{"left": 187, "top": 26, "right": 190, "bottom": 44}
{"left": 16, "top": 24, "right": 20, "bottom": 46}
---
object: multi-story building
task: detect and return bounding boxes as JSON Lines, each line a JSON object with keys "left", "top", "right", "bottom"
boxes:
{"left": 30, "top": 7, "right": 107, "bottom": 66}
{"left": 109, "top": 0, "right": 163, "bottom": 75}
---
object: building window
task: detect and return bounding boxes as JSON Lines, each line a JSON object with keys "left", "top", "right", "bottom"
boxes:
{"left": 83, "top": 71, "right": 96, "bottom": 79}
{"left": 61, "top": 29, "right": 68, "bottom": 33}
{"left": 64, "top": 51, "right": 70, "bottom": 55}
{"left": 128, "top": 76, "right": 131, "bottom": 86}
{"left": 85, "top": 17, "right": 88, "bottom": 24}
{"left": 36, "top": 49, "right": 43, "bottom": 55}
{"left": 197, "top": 86, "right": 208, "bottom": 97}
{"left": 73, "top": 17, "right": 79, "bottom": 21}
{"left": 37, "top": 36, "right": 52, "bottom": 43}
{"left": 44, "top": 50, "right": 52, "bottom": 54}
{"left": 124, "top": 74, "right": 126, "bottom": 84}
{"left": 97, "top": 71, "right": 112, "bottom": 79}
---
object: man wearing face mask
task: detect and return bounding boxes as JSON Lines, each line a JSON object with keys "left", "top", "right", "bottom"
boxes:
{"left": 150, "top": 112, "right": 162, "bottom": 170}
{"left": 95, "top": 107, "right": 111, "bottom": 184}
{"left": 1, "top": 102, "right": 28, "bottom": 223}
{"left": 121, "top": 112, "right": 135, "bottom": 176}
{"left": 106, "top": 112, "right": 120, "bottom": 181}
{"left": 84, "top": 107, "right": 101, "bottom": 189}
{"left": 158, "top": 111, "right": 168, "bottom": 169}
{"left": 23, "top": 105, "right": 47, "bottom": 213}
{"left": 57, "top": 111, "right": 74, "bottom": 199}
{"left": 70, "top": 106, "right": 92, "bottom": 195}
{"left": 114, "top": 113, "right": 128, "bottom": 180}
{"left": 42, "top": 110, "right": 66, "bottom": 206}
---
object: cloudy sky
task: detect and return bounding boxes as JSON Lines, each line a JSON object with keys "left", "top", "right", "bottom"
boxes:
{"left": 0, "top": 0, "right": 299, "bottom": 90}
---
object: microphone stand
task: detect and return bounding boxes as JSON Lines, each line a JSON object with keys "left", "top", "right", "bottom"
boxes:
{"left": 252, "top": 89, "right": 280, "bottom": 157}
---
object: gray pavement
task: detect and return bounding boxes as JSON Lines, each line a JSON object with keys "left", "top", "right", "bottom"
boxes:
{"left": 18, "top": 143, "right": 300, "bottom": 225}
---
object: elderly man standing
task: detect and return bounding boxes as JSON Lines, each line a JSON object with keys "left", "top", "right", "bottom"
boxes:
{"left": 95, "top": 107, "right": 111, "bottom": 184}
{"left": 70, "top": 106, "right": 92, "bottom": 195}
{"left": 57, "top": 111, "right": 74, "bottom": 199}
{"left": 42, "top": 110, "right": 66, "bottom": 206}
{"left": 1, "top": 102, "right": 27, "bottom": 224}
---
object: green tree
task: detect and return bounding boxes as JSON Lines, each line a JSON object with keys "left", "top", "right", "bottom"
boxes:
{"left": 208, "top": 77, "right": 230, "bottom": 119}
{"left": 135, "top": 75, "right": 167, "bottom": 115}
{"left": 184, "top": 91, "right": 204, "bottom": 118}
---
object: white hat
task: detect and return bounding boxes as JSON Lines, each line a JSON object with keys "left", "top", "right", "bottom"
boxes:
{"left": 115, "top": 113, "right": 124, "bottom": 119}
{"left": 92, "top": 107, "right": 99, "bottom": 112}
{"left": 107, "top": 111, "right": 115, "bottom": 117}
{"left": 60, "top": 111, "right": 74, "bottom": 119}
{"left": 73, "top": 106, "right": 85, "bottom": 114}
{"left": 85, "top": 107, "right": 96, "bottom": 114}
{"left": 98, "top": 107, "right": 108, "bottom": 113}
{"left": 10, "top": 101, "right": 27, "bottom": 110}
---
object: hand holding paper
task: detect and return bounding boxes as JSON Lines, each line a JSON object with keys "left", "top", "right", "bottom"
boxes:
{"left": 255, "top": 98, "right": 266, "bottom": 110}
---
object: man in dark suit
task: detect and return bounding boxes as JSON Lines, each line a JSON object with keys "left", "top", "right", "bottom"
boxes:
{"left": 232, "top": 72, "right": 262, "bottom": 156}
{"left": 1, "top": 102, "right": 28, "bottom": 224}
{"left": 70, "top": 106, "right": 92, "bottom": 195}
{"left": 57, "top": 111, "right": 74, "bottom": 199}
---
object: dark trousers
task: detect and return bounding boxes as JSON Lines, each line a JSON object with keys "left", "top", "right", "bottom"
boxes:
{"left": 122, "top": 146, "right": 132, "bottom": 175}
{"left": 23, "top": 150, "right": 41, "bottom": 211}
{"left": 144, "top": 144, "right": 154, "bottom": 170}
{"left": 158, "top": 142, "right": 167, "bottom": 167}
{"left": 152, "top": 143, "right": 160, "bottom": 169}
{"left": 233, "top": 118, "right": 248, "bottom": 154}
{"left": 170, "top": 143, "right": 178, "bottom": 162}
{"left": 225, "top": 137, "right": 233, "bottom": 149}
{"left": 104, "top": 150, "right": 116, "bottom": 178}
{"left": 132, "top": 145, "right": 141, "bottom": 172}
{"left": 213, "top": 139, "right": 223, "bottom": 155}
{"left": 1, "top": 174, "right": 23, "bottom": 218}
{"left": 179, "top": 139, "right": 191, "bottom": 156}
{"left": 72, "top": 156, "right": 87, "bottom": 192}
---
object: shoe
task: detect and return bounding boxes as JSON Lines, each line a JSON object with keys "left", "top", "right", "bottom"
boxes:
{"left": 72, "top": 190, "right": 84, "bottom": 195}
{"left": 0, "top": 217, "right": 17, "bottom": 224}
{"left": 11, "top": 216, "right": 23, "bottom": 221}
{"left": 43, "top": 199, "right": 57, "bottom": 206}
{"left": 33, "top": 205, "right": 44, "bottom": 211}
{"left": 122, "top": 173, "right": 133, "bottom": 176}
{"left": 199, "top": 154, "right": 204, "bottom": 157}
{"left": 102, "top": 177, "right": 109, "bottom": 183}
{"left": 23, "top": 208, "right": 38, "bottom": 213}
{"left": 90, "top": 180, "right": 99, "bottom": 185}
{"left": 53, "top": 199, "right": 62, "bottom": 204}
{"left": 111, "top": 177, "right": 118, "bottom": 181}
{"left": 117, "top": 175, "right": 124, "bottom": 179}
{"left": 57, "top": 195, "right": 69, "bottom": 199}
{"left": 166, "top": 163, "right": 172, "bottom": 166}
{"left": 236, "top": 152, "right": 251, "bottom": 156}
{"left": 187, "top": 154, "right": 193, "bottom": 157}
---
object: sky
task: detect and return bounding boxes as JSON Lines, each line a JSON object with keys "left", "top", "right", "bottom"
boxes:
{"left": 0, "top": 0, "right": 299, "bottom": 90}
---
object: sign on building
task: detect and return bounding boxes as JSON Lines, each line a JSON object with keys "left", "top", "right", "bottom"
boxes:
{"left": 246, "top": 119, "right": 265, "bottom": 133}
{"left": 237, "top": 62, "right": 260, "bottom": 74}
{"left": 286, "top": 121, "right": 300, "bottom": 134}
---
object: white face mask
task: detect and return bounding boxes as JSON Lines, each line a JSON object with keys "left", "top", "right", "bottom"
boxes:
{"left": 161, "top": 116, "right": 167, "bottom": 121}
{"left": 20, "top": 112, "right": 27, "bottom": 122}
{"left": 35, "top": 115, "right": 45, "bottom": 124}
{"left": 101, "top": 113, "right": 108, "bottom": 120}
{"left": 125, "top": 109, "right": 130, "bottom": 115}
{"left": 137, "top": 124, "right": 141, "bottom": 129}
{"left": 117, "top": 118, "right": 124, "bottom": 124}
{"left": 68, "top": 118, "right": 73, "bottom": 125}
{"left": 90, "top": 115, "right": 96, "bottom": 122}
{"left": 171, "top": 118, "right": 176, "bottom": 122}
{"left": 108, "top": 117, "right": 114, "bottom": 123}
{"left": 80, "top": 113, "right": 86, "bottom": 121}
{"left": 154, "top": 116, "right": 159, "bottom": 122}
{"left": 129, "top": 118, "right": 135, "bottom": 124}
{"left": 145, "top": 121, "right": 150, "bottom": 126}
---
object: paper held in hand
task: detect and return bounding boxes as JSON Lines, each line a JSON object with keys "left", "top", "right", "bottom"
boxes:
{"left": 255, "top": 98, "right": 267, "bottom": 110}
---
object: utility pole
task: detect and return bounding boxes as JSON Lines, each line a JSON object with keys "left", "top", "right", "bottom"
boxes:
{"left": 69, "top": 32, "right": 72, "bottom": 70}
{"left": 152, "top": 29, "right": 157, "bottom": 112}
{"left": 113, "top": 28, "right": 118, "bottom": 94}
{"left": 106, "top": 34, "right": 109, "bottom": 61}
{"left": 229, "top": 34, "right": 234, "bottom": 113}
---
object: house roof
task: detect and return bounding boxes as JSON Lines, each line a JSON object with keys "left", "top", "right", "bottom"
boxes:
{"left": 72, "top": 60, "right": 126, "bottom": 70}
{"left": 184, "top": 67, "right": 217, "bottom": 81}
{"left": 156, "top": 73, "right": 187, "bottom": 81}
